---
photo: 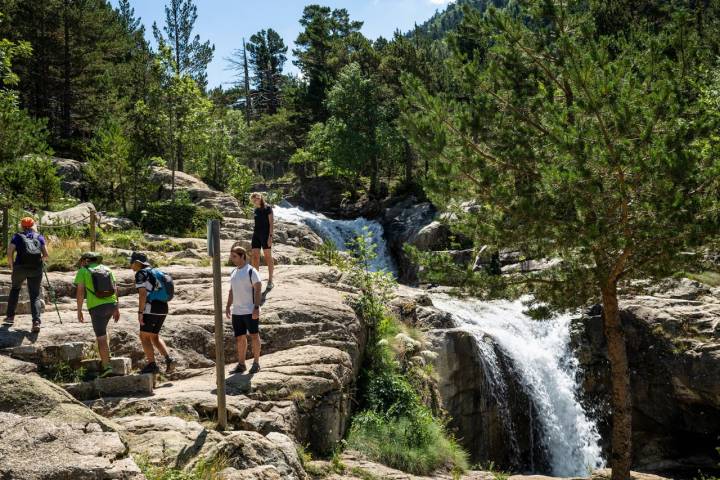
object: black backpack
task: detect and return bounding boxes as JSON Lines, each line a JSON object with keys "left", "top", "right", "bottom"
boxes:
{"left": 86, "top": 266, "right": 116, "bottom": 298}
{"left": 17, "top": 233, "right": 42, "bottom": 267}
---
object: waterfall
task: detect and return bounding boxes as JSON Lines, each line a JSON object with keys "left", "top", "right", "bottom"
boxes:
{"left": 273, "top": 204, "right": 396, "bottom": 273}
{"left": 432, "top": 295, "right": 605, "bottom": 477}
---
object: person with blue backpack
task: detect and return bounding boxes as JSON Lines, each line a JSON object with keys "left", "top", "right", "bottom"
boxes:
{"left": 4, "top": 217, "right": 49, "bottom": 332}
{"left": 129, "top": 252, "right": 176, "bottom": 374}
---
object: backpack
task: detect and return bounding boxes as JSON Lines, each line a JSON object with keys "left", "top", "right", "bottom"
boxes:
{"left": 17, "top": 233, "right": 43, "bottom": 267}
{"left": 86, "top": 266, "right": 116, "bottom": 298}
{"left": 147, "top": 268, "right": 174, "bottom": 303}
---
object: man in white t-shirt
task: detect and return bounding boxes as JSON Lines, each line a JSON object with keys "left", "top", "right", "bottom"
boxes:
{"left": 225, "top": 245, "right": 262, "bottom": 374}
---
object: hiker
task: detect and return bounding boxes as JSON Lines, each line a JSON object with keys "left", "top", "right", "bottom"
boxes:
{"left": 129, "top": 252, "right": 176, "bottom": 374}
{"left": 5, "top": 217, "right": 48, "bottom": 332}
{"left": 250, "top": 192, "right": 274, "bottom": 290}
{"left": 225, "top": 245, "right": 262, "bottom": 374}
{"left": 74, "top": 252, "right": 120, "bottom": 378}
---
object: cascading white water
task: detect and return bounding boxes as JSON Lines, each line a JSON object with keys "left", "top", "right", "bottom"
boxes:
{"left": 273, "top": 204, "right": 396, "bottom": 273}
{"left": 432, "top": 295, "right": 605, "bottom": 477}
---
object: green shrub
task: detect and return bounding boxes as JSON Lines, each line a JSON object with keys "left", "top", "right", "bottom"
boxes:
{"left": 339, "top": 232, "right": 469, "bottom": 476}
{"left": 141, "top": 199, "right": 196, "bottom": 236}
{"left": 347, "top": 410, "right": 468, "bottom": 476}
{"left": 139, "top": 194, "right": 222, "bottom": 237}
{"left": 40, "top": 362, "right": 87, "bottom": 384}
{"left": 134, "top": 454, "right": 227, "bottom": 480}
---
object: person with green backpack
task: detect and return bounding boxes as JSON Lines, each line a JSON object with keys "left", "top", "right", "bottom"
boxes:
{"left": 129, "top": 252, "right": 176, "bottom": 375}
{"left": 74, "top": 252, "right": 120, "bottom": 378}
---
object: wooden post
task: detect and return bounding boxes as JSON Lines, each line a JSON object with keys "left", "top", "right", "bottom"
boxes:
{"left": 209, "top": 219, "right": 227, "bottom": 430}
{"left": 1, "top": 207, "right": 8, "bottom": 251}
{"left": 89, "top": 210, "right": 97, "bottom": 251}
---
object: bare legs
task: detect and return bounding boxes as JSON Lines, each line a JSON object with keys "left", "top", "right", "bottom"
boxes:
{"left": 140, "top": 331, "right": 169, "bottom": 364}
{"left": 97, "top": 335, "right": 110, "bottom": 367}
{"left": 235, "top": 333, "right": 261, "bottom": 364}
{"left": 251, "top": 248, "right": 273, "bottom": 284}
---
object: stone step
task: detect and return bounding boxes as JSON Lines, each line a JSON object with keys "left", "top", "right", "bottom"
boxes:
{"left": 81, "top": 357, "right": 132, "bottom": 376}
{"left": 7, "top": 342, "right": 90, "bottom": 367}
{"left": 64, "top": 373, "right": 155, "bottom": 401}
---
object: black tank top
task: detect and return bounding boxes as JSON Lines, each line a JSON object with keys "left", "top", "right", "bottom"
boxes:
{"left": 253, "top": 206, "right": 272, "bottom": 234}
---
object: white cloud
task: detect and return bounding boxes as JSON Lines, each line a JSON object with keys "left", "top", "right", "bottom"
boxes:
{"left": 428, "top": 0, "right": 455, "bottom": 4}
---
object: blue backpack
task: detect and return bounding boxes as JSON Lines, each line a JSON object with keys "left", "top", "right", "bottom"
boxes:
{"left": 147, "top": 268, "right": 174, "bottom": 302}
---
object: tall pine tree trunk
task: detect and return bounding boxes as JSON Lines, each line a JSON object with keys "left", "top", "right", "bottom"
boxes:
{"left": 243, "top": 38, "right": 253, "bottom": 123}
{"left": 62, "top": 0, "right": 72, "bottom": 140}
{"left": 601, "top": 281, "right": 632, "bottom": 480}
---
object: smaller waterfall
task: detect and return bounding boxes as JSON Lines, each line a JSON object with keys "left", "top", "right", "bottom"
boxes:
{"left": 432, "top": 295, "right": 605, "bottom": 477}
{"left": 273, "top": 204, "right": 396, "bottom": 273}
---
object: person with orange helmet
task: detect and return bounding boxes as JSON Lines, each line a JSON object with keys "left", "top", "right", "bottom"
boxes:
{"left": 5, "top": 216, "right": 49, "bottom": 332}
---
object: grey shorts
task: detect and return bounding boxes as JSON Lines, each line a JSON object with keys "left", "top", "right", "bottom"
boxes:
{"left": 89, "top": 303, "right": 117, "bottom": 338}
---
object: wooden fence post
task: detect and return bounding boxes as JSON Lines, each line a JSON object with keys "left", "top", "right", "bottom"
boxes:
{"left": 89, "top": 210, "right": 97, "bottom": 251}
{"left": 209, "top": 219, "right": 227, "bottom": 430}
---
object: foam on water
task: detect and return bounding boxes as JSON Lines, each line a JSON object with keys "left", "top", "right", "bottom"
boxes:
{"left": 273, "top": 204, "right": 396, "bottom": 273}
{"left": 432, "top": 295, "right": 605, "bottom": 477}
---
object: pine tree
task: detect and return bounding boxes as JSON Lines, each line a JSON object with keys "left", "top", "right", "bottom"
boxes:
{"left": 293, "top": 5, "right": 362, "bottom": 123}
{"left": 403, "top": 3, "right": 720, "bottom": 478}
{"left": 152, "top": 0, "right": 214, "bottom": 89}
{"left": 246, "top": 29, "right": 287, "bottom": 115}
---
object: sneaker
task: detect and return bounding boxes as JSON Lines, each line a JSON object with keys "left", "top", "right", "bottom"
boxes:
{"left": 249, "top": 362, "right": 260, "bottom": 374}
{"left": 99, "top": 364, "right": 114, "bottom": 378}
{"left": 232, "top": 363, "right": 246, "bottom": 374}
{"left": 266, "top": 281, "right": 274, "bottom": 291}
{"left": 140, "top": 362, "right": 160, "bottom": 374}
{"left": 165, "top": 357, "right": 176, "bottom": 374}
{"left": 31, "top": 320, "right": 41, "bottom": 333}
{"left": 3, "top": 316, "right": 14, "bottom": 325}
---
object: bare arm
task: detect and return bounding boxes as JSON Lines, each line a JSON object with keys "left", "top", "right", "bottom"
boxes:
{"left": 76, "top": 284, "right": 85, "bottom": 322}
{"left": 225, "top": 289, "right": 233, "bottom": 319}
{"left": 137, "top": 288, "right": 147, "bottom": 326}
{"left": 268, "top": 213, "right": 274, "bottom": 246}
{"left": 41, "top": 244, "right": 49, "bottom": 262}
{"left": 7, "top": 244, "right": 15, "bottom": 269}
{"left": 253, "top": 282, "right": 262, "bottom": 308}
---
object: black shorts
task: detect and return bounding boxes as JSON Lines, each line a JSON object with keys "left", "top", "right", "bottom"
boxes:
{"left": 251, "top": 232, "right": 270, "bottom": 250}
{"left": 140, "top": 301, "right": 168, "bottom": 334}
{"left": 89, "top": 303, "right": 116, "bottom": 338}
{"left": 232, "top": 314, "right": 259, "bottom": 337}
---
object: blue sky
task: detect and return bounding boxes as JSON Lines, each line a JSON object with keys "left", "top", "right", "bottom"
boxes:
{"left": 109, "top": 0, "right": 454, "bottom": 89}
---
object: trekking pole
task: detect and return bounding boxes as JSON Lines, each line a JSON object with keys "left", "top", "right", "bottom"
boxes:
{"left": 42, "top": 263, "right": 63, "bottom": 324}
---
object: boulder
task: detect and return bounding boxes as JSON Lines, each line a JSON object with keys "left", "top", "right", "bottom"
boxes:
{"left": 0, "top": 355, "right": 37, "bottom": 374}
{"left": 430, "top": 329, "right": 548, "bottom": 472}
{"left": 0, "top": 412, "right": 144, "bottom": 480}
{"left": 41, "top": 202, "right": 96, "bottom": 226}
{"left": 409, "top": 221, "right": 451, "bottom": 251}
{"left": 51, "top": 156, "right": 86, "bottom": 199}
{"left": 382, "top": 198, "right": 436, "bottom": 283}
{"left": 186, "top": 430, "right": 307, "bottom": 480}
{"left": 572, "top": 287, "right": 720, "bottom": 471}
{"left": 0, "top": 371, "right": 116, "bottom": 428}
{"left": 115, "top": 415, "right": 224, "bottom": 468}
{"left": 100, "top": 215, "right": 136, "bottom": 231}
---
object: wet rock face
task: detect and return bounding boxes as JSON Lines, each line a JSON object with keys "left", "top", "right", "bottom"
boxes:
{"left": 430, "top": 328, "right": 549, "bottom": 472}
{"left": 571, "top": 285, "right": 720, "bottom": 472}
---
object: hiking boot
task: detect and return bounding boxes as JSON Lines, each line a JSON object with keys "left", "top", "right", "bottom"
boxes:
{"left": 249, "top": 362, "right": 260, "bottom": 374}
{"left": 165, "top": 356, "right": 176, "bottom": 374}
{"left": 266, "top": 281, "right": 274, "bottom": 291}
{"left": 31, "top": 320, "right": 41, "bottom": 333}
{"left": 99, "top": 364, "right": 114, "bottom": 378}
{"left": 3, "top": 316, "right": 14, "bottom": 325}
{"left": 140, "top": 362, "right": 160, "bottom": 374}
{"left": 232, "top": 363, "right": 246, "bottom": 374}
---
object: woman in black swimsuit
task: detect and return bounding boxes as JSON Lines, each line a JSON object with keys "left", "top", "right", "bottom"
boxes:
{"left": 250, "top": 192, "right": 274, "bottom": 289}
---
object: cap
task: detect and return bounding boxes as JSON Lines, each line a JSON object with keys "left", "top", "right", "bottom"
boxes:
{"left": 80, "top": 252, "right": 102, "bottom": 263}
{"left": 20, "top": 217, "right": 35, "bottom": 229}
{"left": 129, "top": 251, "right": 150, "bottom": 266}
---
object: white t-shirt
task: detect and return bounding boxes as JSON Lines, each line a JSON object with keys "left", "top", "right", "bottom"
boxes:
{"left": 230, "top": 264, "right": 262, "bottom": 315}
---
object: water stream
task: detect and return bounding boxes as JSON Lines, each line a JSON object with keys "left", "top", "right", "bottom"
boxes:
{"left": 274, "top": 203, "right": 604, "bottom": 476}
